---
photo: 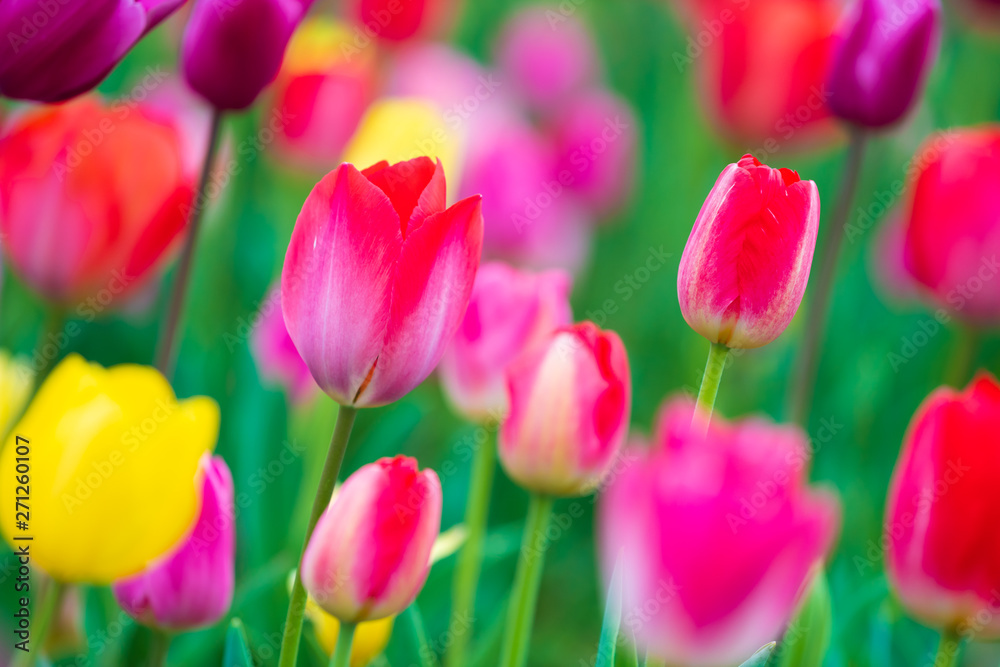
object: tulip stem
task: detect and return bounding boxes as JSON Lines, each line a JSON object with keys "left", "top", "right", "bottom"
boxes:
{"left": 694, "top": 342, "right": 729, "bottom": 431}
{"left": 446, "top": 426, "right": 497, "bottom": 667}
{"left": 405, "top": 603, "right": 438, "bottom": 667}
{"left": 787, "top": 129, "right": 868, "bottom": 427}
{"left": 944, "top": 325, "right": 981, "bottom": 388}
{"left": 330, "top": 622, "right": 356, "bottom": 667}
{"left": 11, "top": 579, "right": 63, "bottom": 667}
{"left": 278, "top": 404, "right": 359, "bottom": 667}
{"left": 933, "top": 628, "right": 962, "bottom": 667}
{"left": 149, "top": 629, "right": 172, "bottom": 667}
{"left": 154, "top": 108, "right": 223, "bottom": 380}
{"left": 499, "top": 493, "right": 554, "bottom": 667}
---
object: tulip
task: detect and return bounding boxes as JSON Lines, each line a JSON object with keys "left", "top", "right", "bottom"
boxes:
{"left": 827, "top": 0, "right": 941, "bottom": 128}
{"left": 0, "top": 354, "right": 219, "bottom": 583}
{"left": 496, "top": 7, "right": 598, "bottom": 110}
{"left": 281, "top": 156, "right": 483, "bottom": 408}
{"left": 307, "top": 598, "right": 394, "bottom": 665}
{"left": 0, "top": 0, "right": 185, "bottom": 102}
{"left": 598, "top": 397, "right": 840, "bottom": 666}
{"left": 270, "top": 18, "right": 377, "bottom": 170}
{"left": 678, "top": 155, "right": 821, "bottom": 349}
{"left": 900, "top": 127, "right": 1000, "bottom": 324}
{"left": 181, "top": 0, "right": 314, "bottom": 111}
{"left": 885, "top": 373, "right": 1000, "bottom": 638}
{"left": 301, "top": 455, "right": 442, "bottom": 622}
{"left": 385, "top": 43, "right": 493, "bottom": 113}
{"left": 348, "top": 0, "right": 452, "bottom": 42}
{"left": 498, "top": 321, "right": 631, "bottom": 497}
{"left": 438, "top": 263, "right": 573, "bottom": 422}
{"left": 0, "top": 97, "right": 196, "bottom": 306}
{"left": 113, "top": 455, "right": 235, "bottom": 631}
{"left": 251, "top": 287, "right": 319, "bottom": 405}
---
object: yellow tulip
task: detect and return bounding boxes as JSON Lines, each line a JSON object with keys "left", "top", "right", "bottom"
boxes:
{"left": 0, "top": 350, "right": 32, "bottom": 435}
{"left": 307, "top": 597, "right": 394, "bottom": 666}
{"left": 0, "top": 354, "right": 218, "bottom": 584}
{"left": 282, "top": 17, "right": 376, "bottom": 75}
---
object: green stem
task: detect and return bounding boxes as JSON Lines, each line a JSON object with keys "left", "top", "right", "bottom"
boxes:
{"left": 944, "top": 325, "right": 981, "bottom": 388}
{"left": 406, "top": 603, "right": 438, "bottom": 667}
{"left": 787, "top": 129, "right": 868, "bottom": 427}
{"left": 932, "top": 628, "right": 962, "bottom": 667}
{"left": 329, "top": 622, "right": 356, "bottom": 667}
{"left": 149, "top": 628, "right": 172, "bottom": 667}
{"left": 154, "top": 109, "right": 224, "bottom": 380}
{"left": 499, "top": 493, "right": 554, "bottom": 667}
{"left": 446, "top": 428, "right": 497, "bottom": 667}
{"left": 278, "top": 404, "right": 359, "bottom": 667}
{"left": 6, "top": 309, "right": 66, "bottom": 439}
{"left": 694, "top": 342, "right": 729, "bottom": 432}
{"left": 11, "top": 579, "right": 64, "bottom": 667}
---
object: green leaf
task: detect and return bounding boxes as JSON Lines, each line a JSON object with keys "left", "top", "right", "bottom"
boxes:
{"left": 597, "top": 550, "right": 625, "bottom": 667}
{"left": 740, "top": 642, "right": 777, "bottom": 667}
{"left": 777, "top": 571, "right": 832, "bottom": 667}
{"left": 223, "top": 618, "right": 254, "bottom": 667}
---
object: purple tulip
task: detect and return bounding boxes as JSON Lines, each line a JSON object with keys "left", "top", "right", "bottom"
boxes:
{"left": 827, "top": 0, "right": 941, "bottom": 128}
{"left": 181, "top": 0, "right": 314, "bottom": 111}
{"left": 112, "top": 455, "right": 235, "bottom": 631}
{"left": 0, "top": 0, "right": 185, "bottom": 102}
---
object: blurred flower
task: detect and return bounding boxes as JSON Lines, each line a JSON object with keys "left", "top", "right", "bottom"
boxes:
{"left": 0, "top": 0, "right": 184, "bottom": 102}
{"left": 599, "top": 397, "right": 840, "bottom": 666}
{"left": 347, "top": 0, "right": 453, "bottom": 42}
{"left": 827, "top": 0, "right": 941, "bottom": 128}
{"left": 439, "top": 262, "right": 573, "bottom": 422}
{"left": 301, "top": 455, "right": 442, "bottom": 622}
{"left": 307, "top": 598, "right": 394, "bottom": 664}
{"left": 281, "top": 157, "right": 483, "bottom": 407}
{"left": 251, "top": 287, "right": 319, "bottom": 405}
{"left": 385, "top": 42, "right": 493, "bottom": 112}
{"left": 270, "top": 17, "right": 378, "bottom": 170}
{"left": 0, "top": 354, "right": 219, "bottom": 583}
{"left": 113, "top": 455, "right": 235, "bottom": 631}
{"left": 0, "top": 350, "right": 31, "bottom": 434}
{"left": 499, "top": 321, "right": 631, "bottom": 497}
{"left": 549, "top": 89, "right": 638, "bottom": 216}
{"left": 495, "top": 6, "right": 598, "bottom": 110}
{"left": 900, "top": 127, "right": 1000, "bottom": 324}
{"left": 0, "top": 97, "right": 196, "bottom": 306}
{"left": 678, "top": 155, "right": 820, "bottom": 349}
{"left": 181, "top": 0, "right": 314, "bottom": 110}
{"left": 886, "top": 373, "right": 1000, "bottom": 638}
{"left": 694, "top": 0, "right": 840, "bottom": 149}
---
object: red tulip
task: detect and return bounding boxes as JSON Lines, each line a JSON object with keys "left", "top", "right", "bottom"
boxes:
{"left": 281, "top": 157, "right": 483, "bottom": 407}
{"left": 301, "top": 455, "right": 442, "bottom": 622}
{"left": 498, "top": 321, "right": 631, "bottom": 496}
{"left": 599, "top": 397, "right": 840, "bottom": 666}
{"left": 678, "top": 155, "right": 820, "bottom": 348}
{"left": 0, "top": 97, "right": 196, "bottom": 305}
{"left": 901, "top": 127, "right": 1000, "bottom": 324}
{"left": 348, "top": 0, "right": 453, "bottom": 42}
{"left": 886, "top": 373, "right": 1000, "bottom": 638}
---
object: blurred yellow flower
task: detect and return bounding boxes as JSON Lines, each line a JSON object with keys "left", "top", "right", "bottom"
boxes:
{"left": 307, "top": 597, "right": 394, "bottom": 666}
{"left": 0, "top": 350, "right": 32, "bottom": 435}
{"left": 343, "top": 97, "right": 465, "bottom": 191}
{"left": 282, "top": 17, "right": 376, "bottom": 75}
{"left": 0, "top": 354, "right": 218, "bottom": 584}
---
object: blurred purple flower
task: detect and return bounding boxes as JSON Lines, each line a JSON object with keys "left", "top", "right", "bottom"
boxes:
{"left": 251, "top": 287, "right": 319, "bottom": 405}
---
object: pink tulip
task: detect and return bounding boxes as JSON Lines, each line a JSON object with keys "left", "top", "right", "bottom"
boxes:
{"left": 281, "top": 157, "right": 484, "bottom": 408}
{"left": 349, "top": 0, "right": 454, "bottom": 42}
{"left": 301, "top": 455, "right": 442, "bottom": 622}
{"left": 439, "top": 263, "right": 573, "bottom": 422}
{"left": 113, "top": 456, "right": 235, "bottom": 631}
{"left": 886, "top": 373, "right": 1000, "bottom": 638}
{"left": 250, "top": 287, "right": 319, "bottom": 405}
{"left": 678, "top": 155, "right": 820, "bottom": 348}
{"left": 599, "top": 398, "right": 839, "bottom": 666}
{"left": 498, "top": 321, "right": 631, "bottom": 497}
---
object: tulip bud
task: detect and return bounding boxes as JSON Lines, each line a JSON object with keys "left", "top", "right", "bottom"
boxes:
{"left": 281, "top": 157, "right": 483, "bottom": 408}
{"left": 678, "top": 155, "right": 820, "bottom": 349}
{"left": 250, "top": 287, "right": 319, "bottom": 405}
{"left": 598, "top": 398, "right": 840, "bottom": 666}
{"left": 827, "top": 0, "right": 941, "bottom": 128}
{"left": 0, "top": 355, "right": 219, "bottom": 584}
{"left": 498, "top": 322, "right": 631, "bottom": 497}
{"left": 0, "top": 0, "right": 185, "bottom": 102}
{"left": 886, "top": 373, "right": 1000, "bottom": 638}
{"left": 113, "top": 455, "right": 235, "bottom": 631}
{"left": 301, "top": 456, "right": 442, "bottom": 622}
{"left": 438, "top": 263, "right": 573, "bottom": 422}
{"left": 181, "top": 0, "right": 314, "bottom": 111}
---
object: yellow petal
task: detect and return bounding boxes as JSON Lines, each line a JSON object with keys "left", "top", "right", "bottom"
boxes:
{"left": 307, "top": 597, "right": 394, "bottom": 666}
{"left": 0, "top": 354, "right": 218, "bottom": 583}
{"left": 282, "top": 17, "right": 376, "bottom": 75}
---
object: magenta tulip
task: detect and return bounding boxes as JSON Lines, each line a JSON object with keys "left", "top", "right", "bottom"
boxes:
{"left": 438, "top": 262, "right": 573, "bottom": 422}
{"left": 678, "top": 155, "right": 820, "bottom": 349}
{"left": 282, "top": 157, "right": 483, "bottom": 408}
{"left": 498, "top": 321, "right": 631, "bottom": 497}
{"left": 250, "top": 287, "right": 319, "bottom": 405}
{"left": 599, "top": 398, "right": 839, "bottom": 666}
{"left": 301, "top": 455, "right": 442, "bottom": 622}
{"left": 113, "top": 455, "right": 235, "bottom": 631}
